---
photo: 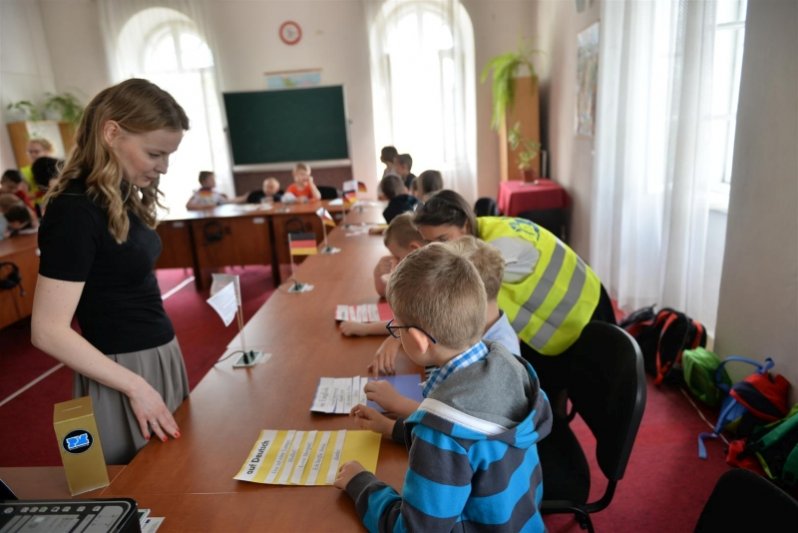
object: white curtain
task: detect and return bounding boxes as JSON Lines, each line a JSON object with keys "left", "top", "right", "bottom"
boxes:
{"left": 365, "top": 0, "right": 477, "bottom": 203}
{"left": 591, "top": 0, "right": 718, "bottom": 326}
{"left": 97, "top": 0, "right": 232, "bottom": 210}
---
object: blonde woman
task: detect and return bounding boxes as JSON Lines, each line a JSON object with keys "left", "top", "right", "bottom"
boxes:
{"left": 31, "top": 79, "right": 190, "bottom": 464}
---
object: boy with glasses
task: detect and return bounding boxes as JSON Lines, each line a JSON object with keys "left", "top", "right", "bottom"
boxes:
{"left": 334, "top": 243, "right": 552, "bottom": 532}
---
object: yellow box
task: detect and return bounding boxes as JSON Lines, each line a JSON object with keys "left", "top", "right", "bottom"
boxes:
{"left": 53, "top": 396, "right": 109, "bottom": 495}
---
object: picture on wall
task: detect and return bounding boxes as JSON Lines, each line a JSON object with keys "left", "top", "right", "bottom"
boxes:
{"left": 576, "top": 22, "right": 600, "bottom": 137}
{"left": 264, "top": 68, "right": 322, "bottom": 90}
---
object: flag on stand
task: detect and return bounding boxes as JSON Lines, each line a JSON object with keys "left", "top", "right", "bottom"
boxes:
{"left": 289, "top": 232, "right": 318, "bottom": 256}
{"left": 206, "top": 274, "right": 241, "bottom": 327}
{"left": 342, "top": 179, "right": 358, "bottom": 205}
{"left": 315, "top": 207, "right": 336, "bottom": 227}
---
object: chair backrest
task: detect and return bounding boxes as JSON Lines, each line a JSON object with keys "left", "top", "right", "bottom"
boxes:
{"left": 474, "top": 197, "right": 499, "bottom": 217}
{"left": 517, "top": 208, "right": 568, "bottom": 242}
{"left": 317, "top": 185, "right": 339, "bottom": 200}
{"left": 567, "top": 321, "right": 647, "bottom": 481}
{"left": 695, "top": 468, "right": 798, "bottom": 531}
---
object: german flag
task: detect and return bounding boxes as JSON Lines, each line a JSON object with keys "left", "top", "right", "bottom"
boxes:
{"left": 289, "top": 232, "right": 318, "bottom": 256}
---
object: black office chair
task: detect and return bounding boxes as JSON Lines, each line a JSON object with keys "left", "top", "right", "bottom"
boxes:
{"left": 518, "top": 208, "right": 568, "bottom": 242}
{"left": 474, "top": 197, "right": 499, "bottom": 217}
{"left": 694, "top": 468, "right": 798, "bottom": 531}
{"left": 317, "top": 185, "right": 339, "bottom": 200}
{"left": 538, "top": 322, "right": 647, "bottom": 532}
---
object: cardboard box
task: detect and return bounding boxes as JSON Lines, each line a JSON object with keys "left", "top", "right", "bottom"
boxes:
{"left": 53, "top": 396, "right": 109, "bottom": 495}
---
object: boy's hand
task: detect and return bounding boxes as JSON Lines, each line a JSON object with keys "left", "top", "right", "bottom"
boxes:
{"left": 340, "top": 321, "right": 367, "bottom": 337}
{"left": 364, "top": 380, "right": 407, "bottom": 416}
{"left": 368, "top": 337, "right": 401, "bottom": 376}
{"left": 334, "top": 460, "right": 366, "bottom": 490}
{"left": 351, "top": 404, "right": 395, "bottom": 438}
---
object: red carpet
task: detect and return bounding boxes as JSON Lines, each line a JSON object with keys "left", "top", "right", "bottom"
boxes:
{"left": 0, "top": 268, "right": 737, "bottom": 531}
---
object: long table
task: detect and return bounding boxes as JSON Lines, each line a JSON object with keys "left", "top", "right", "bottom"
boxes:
{"left": 156, "top": 200, "right": 349, "bottom": 289}
{"left": 1, "top": 203, "right": 416, "bottom": 531}
{"left": 0, "top": 233, "right": 39, "bottom": 329}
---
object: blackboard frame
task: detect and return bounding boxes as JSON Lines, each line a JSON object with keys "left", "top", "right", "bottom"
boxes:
{"left": 223, "top": 85, "right": 350, "bottom": 167}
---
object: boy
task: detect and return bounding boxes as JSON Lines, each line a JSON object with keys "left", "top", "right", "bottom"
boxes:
{"left": 393, "top": 153, "right": 415, "bottom": 190}
{"left": 186, "top": 171, "right": 228, "bottom": 210}
{"left": 365, "top": 235, "right": 522, "bottom": 416}
{"left": 379, "top": 145, "right": 398, "bottom": 177}
{"left": 334, "top": 244, "right": 552, "bottom": 532}
{"left": 285, "top": 162, "right": 321, "bottom": 201}
{"left": 378, "top": 174, "right": 418, "bottom": 224}
{"left": 1, "top": 170, "right": 34, "bottom": 210}
{"left": 340, "top": 213, "right": 424, "bottom": 337}
{"left": 244, "top": 177, "right": 283, "bottom": 204}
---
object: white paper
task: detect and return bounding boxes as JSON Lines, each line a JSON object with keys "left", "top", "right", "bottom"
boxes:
{"left": 310, "top": 376, "right": 369, "bottom": 414}
{"left": 290, "top": 430, "right": 317, "bottom": 484}
{"left": 335, "top": 303, "right": 379, "bottom": 323}
{"left": 306, "top": 431, "right": 331, "bottom": 485}
{"left": 206, "top": 281, "right": 238, "bottom": 326}
{"left": 265, "top": 430, "right": 295, "bottom": 484}
{"left": 210, "top": 273, "right": 242, "bottom": 305}
{"left": 325, "top": 430, "right": 347, "bottom": 485}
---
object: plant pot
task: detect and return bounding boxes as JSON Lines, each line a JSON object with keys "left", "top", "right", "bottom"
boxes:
{"left": 520, "top": 168, "right": 538, "bottom": 183}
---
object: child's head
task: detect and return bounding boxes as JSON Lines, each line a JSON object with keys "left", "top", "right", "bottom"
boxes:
{"left": 263, "top": 177, "right": 280, "bottom": 196}
{"left": 383, "top": 213, "right": 424, "bottom": 261}
{"left": 1, "top": 170, "right": 23, "bottom": 193}
{"left": 4, "top": 204, "right": 32, "bottom": 230}
{"left": 393, "top": 153, "right": 412, "bottom": 177}
{"left": 26, "top": 138, "right": 53, "bottom": 162}
{"left": 414, "top": 189, "right": 478, "bottom": 243}
{"left": 443, "top": 236, "right": 503, "bottom": 303}
{"left": 0, "top": 193, "right": 23, "bottom": 214}
{"left": 198, "top": 170, "right": 215, "bottom": 188}
{"left": 387, "top": 243, "right": 486, "bottom": 353}
{"left": 416, "top": 170, "right": 443, "bottom": 200}
{"left": 293, "top": 163, "right": 311, "bottom": 186}
{"left": 378, "top": 174, "right": 407, "bottom": 201}
{"left": 31, "top": 157, "right": 61, "bottom": 191}
{"left": 380, "top": 146, "right": 398, "bottom": 165}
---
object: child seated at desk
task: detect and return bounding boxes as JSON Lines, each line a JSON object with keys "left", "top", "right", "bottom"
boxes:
{"left": 334, "top": 243, "right": 552, "bottom": 532}
{"left": 244, "top": 177, "right": 283, "bottom": 204}
{"left": 186, "top": 170, "right": 228, "bottom": 210}
{"left": 366, "top": 235, "right": 521, "bottom": 416}
{"left": 412, "top": 169, "right": 444, "bottom": 201}
{"left": 1, "top": 170, "right": 35, "bottom": 210}
{"left": 339, "top": 213, "right": 423, "bottom": 337}
{"left": 284, "top": 162, "right": 321, "bottom": 202}
{"left": 378, "top": 174, "right": 418, "bottom": 224}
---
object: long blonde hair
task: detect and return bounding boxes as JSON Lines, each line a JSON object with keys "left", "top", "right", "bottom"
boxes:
{"left": 47, "top": 78, "right": 189, "bottom": 243}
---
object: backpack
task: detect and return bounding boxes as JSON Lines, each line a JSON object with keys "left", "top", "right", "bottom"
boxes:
{"left": 683, "top": 347, "right": 731, "bottom": 407}
{"left": 698, "top": 356, "right": 792, "bottom": 459}
{"left": 620, "top": 305, "right": 707, "bottom": 385}
{"left": 743, "top": 404, "right": 798, "bottom": 489}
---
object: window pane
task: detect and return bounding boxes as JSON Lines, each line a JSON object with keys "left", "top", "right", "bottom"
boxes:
{"left": 179, "top": 31, "right": 214, "bottom": 70}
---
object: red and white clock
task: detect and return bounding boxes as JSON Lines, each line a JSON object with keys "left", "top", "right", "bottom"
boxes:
{"left": 279, "top": 21, "right": 302, "bottom": 45}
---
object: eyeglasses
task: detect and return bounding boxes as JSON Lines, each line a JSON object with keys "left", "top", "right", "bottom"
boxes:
{"left": 385, "top": 319, "right": 437, "bottom": 344}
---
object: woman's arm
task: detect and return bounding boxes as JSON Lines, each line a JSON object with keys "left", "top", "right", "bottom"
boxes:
{"left": 31, "top": 275, "right": 180, "bottom": 442}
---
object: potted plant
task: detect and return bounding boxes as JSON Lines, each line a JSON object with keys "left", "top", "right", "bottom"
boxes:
{"left": 6, "top": 100, "right": 44, "bottom": 122}
{"left": 480, "top": 40, "right": 541, "bottom": 131}
{"left": 508, "top": 121, "right": 541, "bottom": 182}
{"left": 43, "top": 92, "right": 84, "bottom": 125}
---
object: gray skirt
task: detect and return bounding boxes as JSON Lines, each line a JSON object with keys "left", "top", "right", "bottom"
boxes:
{"left": 73, "top": 337, "right": 189, "bottom": 465}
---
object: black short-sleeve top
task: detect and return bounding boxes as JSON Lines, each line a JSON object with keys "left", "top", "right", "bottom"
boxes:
{"left": 38, "top": 178, "right": 174, "bottom": 354}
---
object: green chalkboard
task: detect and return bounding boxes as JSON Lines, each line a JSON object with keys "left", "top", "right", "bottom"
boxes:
{"left": 223, "top": 86, "right": 349, "bottom": 165}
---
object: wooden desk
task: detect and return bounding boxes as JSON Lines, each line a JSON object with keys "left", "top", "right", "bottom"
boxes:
{"left": 94, "top": 203, "right": 414, "bottom": 531}
{"left": 0, "top": 466, "right": 125, "bottom": 499}
{"left": 0, "top": 233, "right": 39, "bottom": 329}
{"left": 497, "top": 179, "right": 570, "bottom": 217}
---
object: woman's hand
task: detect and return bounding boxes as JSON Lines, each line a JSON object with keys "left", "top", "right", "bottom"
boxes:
{"left": 128, "top": 377, "right": 181, "bottom": 442}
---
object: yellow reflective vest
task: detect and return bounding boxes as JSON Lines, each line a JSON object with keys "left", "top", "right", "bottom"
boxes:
{"left": 477, "top": 216, "right": 601, "bottom": 355}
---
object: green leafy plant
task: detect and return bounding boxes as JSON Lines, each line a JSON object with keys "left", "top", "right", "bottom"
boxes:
{"left": 44, "top": 92, "right": 84, "bottom": 125}
{"left": 480, "top": 40, "right": 541, "bottom": 131}
{"left": 6, "top": 100, "right": 44, "bottom": 121}
{"left": 508, "top": 121, "right": 541, "bottom": 171}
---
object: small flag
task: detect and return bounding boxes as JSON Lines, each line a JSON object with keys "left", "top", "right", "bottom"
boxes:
{"left": 289, "top": 232, "right": 318, "bottom": 256}
{"left": 206, "top": 280, "right": 238, "bottom": 326}
{"left": 315, "top": 207, "right": 336, "bottom": 227}
{"left": 343, "top": 180, "right": 358, "bottom": 205}
{"left": 210, "top": 273, "right": 242, "bottom": 305}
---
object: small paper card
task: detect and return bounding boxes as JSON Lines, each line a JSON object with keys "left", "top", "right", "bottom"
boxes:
{"left": 234, "top": 429, "right": 380, "bottom": 486}
{"left": 310, "top": 374, "right": 423, "bottom": 414}
{"left": 335, "top": 302, "right": 393, "bottom": 323}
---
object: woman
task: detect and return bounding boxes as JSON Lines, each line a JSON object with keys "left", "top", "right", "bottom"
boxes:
{"left": 31, "top": 78, "right": 190, "bottom": 464}
{"left": 412, "top": 190, "right": 616, "bottom": 408}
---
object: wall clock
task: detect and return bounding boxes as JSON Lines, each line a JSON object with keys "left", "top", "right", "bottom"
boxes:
{"left": 279, "top": 21, "right": 302, "bottom": 45}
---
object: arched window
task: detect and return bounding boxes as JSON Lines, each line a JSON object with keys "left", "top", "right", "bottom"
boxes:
{"left": 108, "top": 6, "right": 230, "bottom": 210}
{"left": 368, "top": 0, "right": 476, "bottom": 201}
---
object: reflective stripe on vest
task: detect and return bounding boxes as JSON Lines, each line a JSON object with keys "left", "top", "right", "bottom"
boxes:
{"left": 478, "top": 217, "right": 601, "bottom": 355}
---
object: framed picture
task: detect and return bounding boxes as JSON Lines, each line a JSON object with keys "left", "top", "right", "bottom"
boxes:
{"left": 264, "top": 69, "right": 322, "bottom": 90}
{"left": 576, "top": 22, "right": 600, "bottom": 137}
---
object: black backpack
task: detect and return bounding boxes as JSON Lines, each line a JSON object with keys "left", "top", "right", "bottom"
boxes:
{"left": 620, "top": 305, "right": 707, "bottom": 385}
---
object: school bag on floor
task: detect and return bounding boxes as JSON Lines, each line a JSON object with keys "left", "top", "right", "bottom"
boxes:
{"left": 620, "top": 305, "right": 707, "bottom": 385}
{"left": 698, "top": 356, "right": 791, "bottom": 459}
{"left": 743, "top": 404, "right": 798, "bottom": 489}
{"left": 683, "top": 347, "right": 732, "bottom": 407}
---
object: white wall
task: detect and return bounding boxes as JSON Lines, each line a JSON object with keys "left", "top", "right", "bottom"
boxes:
{"left": 715, "top": 0, "right": 798, "bottom": 396}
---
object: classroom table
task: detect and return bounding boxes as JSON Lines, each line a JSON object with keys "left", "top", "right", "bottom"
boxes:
{"left": 4, "top": 202, "right": 415, "bottom": 531}
{"left": 496, "top": 178, "right": 570, "bottom": 217}
{"left": 0, "top": 232, "right": 39, "bottom": 329}
{"left": 156, "top": 199, "right": 349, "bottom": 289}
